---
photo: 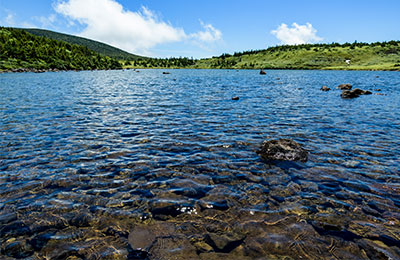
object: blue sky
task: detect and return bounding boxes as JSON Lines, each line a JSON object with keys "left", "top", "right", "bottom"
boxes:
{"left": 1, "top": 0, "right": 400, "bottom": 58}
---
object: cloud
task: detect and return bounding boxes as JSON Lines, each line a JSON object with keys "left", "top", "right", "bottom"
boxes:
{"left": 1, "top": 9, "right": 34, "bottom": 28}
{"left": 190, "top": 21, "right": 222, "bottom": 43}
{"left": 34, "top": 14, "right": 57, "bottom": 28}
{"left": 271, "top": 22, "right": 323, "bottom": 45}
{"left": 5, "top": 13, "right": 15, "bottom": 26}
{"left": 54, "top": 0, "right": 222, "bottom": 55}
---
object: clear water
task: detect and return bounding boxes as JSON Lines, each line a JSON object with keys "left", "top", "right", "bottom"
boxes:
{"left": 0, "top": 69, "right": 399, "bottom": 259}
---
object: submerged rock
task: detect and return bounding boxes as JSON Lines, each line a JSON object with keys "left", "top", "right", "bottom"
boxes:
{"left": 338, "top": 83, "right": 352, "bottom": 90}
{"left": 128, "top": 222, "right": 177, "bottom": 256}
{"left": 149, "top": 235, "right": 198, "bottom": 259}
{"left": 257, "top": 139, "right": 308, "bottom": 162}
{"left": 320, "top": 86, "right": 330, "bottom": 91}
{"left": 341, "top": 88, "right": 372, "bottom": 98}
{"left": 2, "top": 240, "right": 34, "bottom": 258}
{"left": 205, "top": 232, "right": 245, "bottom": 253}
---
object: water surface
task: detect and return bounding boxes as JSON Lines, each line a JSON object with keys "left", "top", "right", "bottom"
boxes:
{"left": 0, "top": 69, "right": 399, "bottom": 259}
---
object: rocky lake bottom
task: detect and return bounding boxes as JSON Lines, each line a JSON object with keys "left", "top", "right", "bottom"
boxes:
{"left": 0, "top": 69, "right": 399, "bottom": 259}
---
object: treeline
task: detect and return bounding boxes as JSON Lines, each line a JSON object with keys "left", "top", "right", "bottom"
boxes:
{"left": 216, "top": 41, "right": 400, "bottom": 58}
{"left": 124, "top": 57, "right": 196, "bottom": 68}
{"left": 196, "top": 40, "right": 400, "bottom": 70}
{"left": 0, "top": 27, "right": 122, "bottom": 71}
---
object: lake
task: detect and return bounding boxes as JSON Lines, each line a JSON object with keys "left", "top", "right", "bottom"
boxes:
{"left": 0, "top": 69, "right": 399, "bottom": 259}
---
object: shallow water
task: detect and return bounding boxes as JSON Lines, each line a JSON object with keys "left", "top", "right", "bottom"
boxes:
{"left": 0, "top": 69, "right": 399, "bottom": 259}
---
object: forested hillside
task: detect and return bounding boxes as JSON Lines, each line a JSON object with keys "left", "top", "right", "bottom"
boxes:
{"left": 0, "top": 27, "right": 122, "bottom": 71}
{"left": 23, "top": 28, "right": 143, "bottom": 60}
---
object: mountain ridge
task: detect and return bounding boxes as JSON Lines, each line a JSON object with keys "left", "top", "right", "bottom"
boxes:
{"left": 0, "top": 27, "right": 122, "bottom": 71}
{"left": 22, "top": 28, "right": 144, "bottom": 60}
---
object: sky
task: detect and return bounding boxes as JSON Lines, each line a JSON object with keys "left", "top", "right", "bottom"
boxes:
{"left": 1, "top": 0, "right": 400, "bottom": 58}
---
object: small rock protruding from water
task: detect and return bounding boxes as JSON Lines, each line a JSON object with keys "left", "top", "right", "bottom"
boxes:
{"left": 257, "top": 139, "right": 308, "bottom": 162}
{"left": 232, "top": 96, "right": 240, "bottom": 100}
{"left": 341, "top": 88, "right": 372, "bottom": 98}
{"left": 338, "top": 83, "right": 352, "bottom": 90}
{"left": 260, "top": 69, "right": 266, "bottom": 75}
{"left": 320, "top": 86, "right": 330, "bottom": 91}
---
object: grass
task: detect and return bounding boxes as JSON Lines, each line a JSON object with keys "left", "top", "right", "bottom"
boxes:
{"left": 193, "top": 43, "right": 400, "bottom": 71}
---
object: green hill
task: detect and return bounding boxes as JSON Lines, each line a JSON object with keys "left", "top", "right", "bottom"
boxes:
{"left": 23, "top": 28, "right": 144, "bottom": 60}
{"left": 0, "top": 27, "right": 122, "bottom": 71}
{"left": 193, "top": 41, "right": 400, "bottom": 71}
{"left": 2, "top": 27, "right": 399, "bottom": 71}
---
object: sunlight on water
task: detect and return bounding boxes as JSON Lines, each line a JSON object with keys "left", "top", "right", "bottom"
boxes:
{"left": 0, "top": 69, "right": 399, "bottom": 259}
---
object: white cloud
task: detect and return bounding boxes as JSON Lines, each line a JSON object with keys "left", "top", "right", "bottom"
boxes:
{"left": 5, "top": 13, "right": 15, "bottom": 26}
{"left": 190, "top": 21, "right": 222, "bottom": 43}
{"left": 34, "top": 14, "right": 57, "bottom": 28}
{"left": 54, "top": 0, "right": 222, "bottom": 56}
{"left": 1, "top": 10, "right": 34, "bottom": 28}
{"left": 271, "top": 22, "right": 323, "bottom": 45}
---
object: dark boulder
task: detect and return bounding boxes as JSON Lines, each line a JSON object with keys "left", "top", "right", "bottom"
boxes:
{"left": 338, "top": 83, "right": 352, "bottom": 90}
{"left": 257, "top": 139, "right": 308, "bottom": 162}
{"left": 341, "top": 90, "right": 358, "bottom": 98}
{"left": 341, "top": 88, "right": 372, "bottom": 98}
{"left": 320, "top": 86, "right": 330, "bottom": 91}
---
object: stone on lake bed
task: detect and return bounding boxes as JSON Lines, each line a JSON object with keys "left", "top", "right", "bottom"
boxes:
{"left": 257, "top": 139, "right": 308, "bottom": 162}
{"left": 2, "top": 240, "right": 34, "bottom": 258}
{"left": 128, "top": 222, "right": 176, "bottom": 250}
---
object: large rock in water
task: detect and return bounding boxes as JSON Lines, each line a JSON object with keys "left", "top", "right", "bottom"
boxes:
{"left": 258, "top": 139, "right": 308, "bottom": 162}
{"left": 338, "top": 83, "right": 352, "bottom": 90}
{"left": 341, "top": 88, "right": 372, "bottom": 98}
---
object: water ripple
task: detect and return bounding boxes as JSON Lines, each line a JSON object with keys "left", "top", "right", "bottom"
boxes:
{"left": 0, "top": 69, "right": 399, "bottom": 259}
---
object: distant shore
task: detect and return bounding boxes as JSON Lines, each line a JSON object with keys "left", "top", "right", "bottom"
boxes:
{"left": 2, "top": 67, "right": 399, "bottom": 73}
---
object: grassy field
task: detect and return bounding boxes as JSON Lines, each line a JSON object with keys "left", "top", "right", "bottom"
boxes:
{"left": 192, "top": 42, "right": 400, "bottom": 71}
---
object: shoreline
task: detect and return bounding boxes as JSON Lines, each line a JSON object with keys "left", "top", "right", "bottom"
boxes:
{"left": 1, "top": 66, "right": 400, "bottom": 73}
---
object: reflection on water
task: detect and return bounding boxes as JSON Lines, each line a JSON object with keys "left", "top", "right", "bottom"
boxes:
{"left": 0, "top": 69, "right": 399, "bottom": 259}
